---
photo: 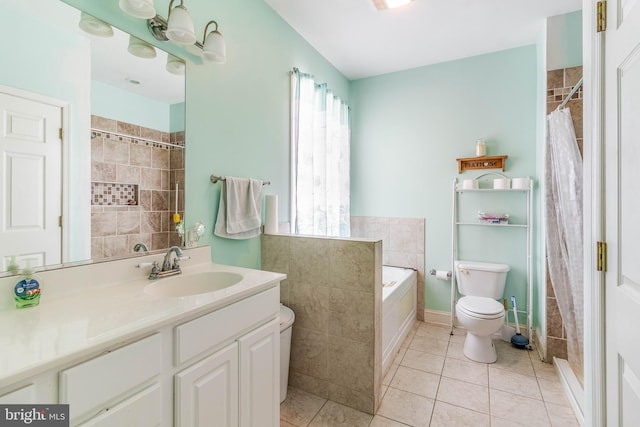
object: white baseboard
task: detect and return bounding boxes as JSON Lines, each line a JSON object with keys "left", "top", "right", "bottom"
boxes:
{"left": 554, "top": 357, "right": 584, "bottom": 426}
{"left": 533, "top": 326, "right": 547, "bottom": 361}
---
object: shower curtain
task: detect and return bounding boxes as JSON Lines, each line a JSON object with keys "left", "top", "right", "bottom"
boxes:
{"left": 545, "top": 108, "right": 583, "bottom": 376}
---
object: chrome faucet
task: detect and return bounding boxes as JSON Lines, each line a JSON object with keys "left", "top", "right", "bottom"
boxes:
{"left": 161, "top": 246, "right": 187, "bottom": 273}
{"left": 142, "top": 246, "right": 190, "bottom": 280}
{"left": 133, "top": 242, "right": 148, "bottom": 253}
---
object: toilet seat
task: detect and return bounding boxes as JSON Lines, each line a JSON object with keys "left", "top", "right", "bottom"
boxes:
{"left": 457, "top": 296, "right": 504, "bottom": 320}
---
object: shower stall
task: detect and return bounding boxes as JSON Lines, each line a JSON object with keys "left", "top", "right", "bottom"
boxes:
{"left": 543, "top": 66, "right": 584, "bottom": 419}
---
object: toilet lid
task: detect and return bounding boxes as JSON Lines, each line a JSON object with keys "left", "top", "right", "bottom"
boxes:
{"left": 457, "top": 296, "right": 504, "bottom": 319}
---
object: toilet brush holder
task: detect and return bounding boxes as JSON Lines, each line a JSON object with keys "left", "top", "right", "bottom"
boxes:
{"left": 510, "top": 296, "right": 530, "bottom": 349}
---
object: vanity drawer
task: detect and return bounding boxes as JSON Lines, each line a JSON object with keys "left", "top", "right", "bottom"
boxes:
{"left": 59, "top": 334, "right": 162, "bottom": 422}
{"left": 0, "top": 384, "right": 35, "bottom": 404}
{"left": 175, "top": 287, "right": 279, "bottom": 365}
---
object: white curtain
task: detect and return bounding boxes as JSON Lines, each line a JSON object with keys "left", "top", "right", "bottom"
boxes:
{"left": 290, "top": 68, "right": 350, "bottom": 237}
{"left": 545, "top": 108, "right": 583, "bottom": 375}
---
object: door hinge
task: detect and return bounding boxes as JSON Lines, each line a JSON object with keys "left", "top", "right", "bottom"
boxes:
{"left": 597, "top": 1, "right": 607, "bottom": 33}
{"left": 58, "top": 215, "right": 63, "bottom": 227}
{"left": 59, "top": 128, "right": 64, "bottom": 139}
{"left": 597, "top": 241, "right": 607, "bottom": 272}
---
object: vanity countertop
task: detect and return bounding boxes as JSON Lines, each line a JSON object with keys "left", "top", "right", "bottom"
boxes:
{"left": 0, "top": 247, "right": 285, "bottom": 389}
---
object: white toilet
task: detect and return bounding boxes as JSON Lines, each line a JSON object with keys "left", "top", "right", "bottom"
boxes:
{"left": 454, "top": 260, "right": 509, "bottom": 363}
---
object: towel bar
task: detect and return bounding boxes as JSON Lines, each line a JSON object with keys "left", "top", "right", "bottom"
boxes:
{"left": 210, "top": 174, "right": 270, "bottom": 185}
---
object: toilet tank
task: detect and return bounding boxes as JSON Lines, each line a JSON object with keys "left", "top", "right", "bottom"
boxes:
{"left": 455, "top": 260, "right": 510, "bottom": 299}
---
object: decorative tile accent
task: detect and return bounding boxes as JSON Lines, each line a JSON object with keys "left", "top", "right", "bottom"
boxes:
{"left": 91, "top": 182, "right": 138, "bottom": 206}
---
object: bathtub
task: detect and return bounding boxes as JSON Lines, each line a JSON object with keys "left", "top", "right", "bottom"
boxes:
{"left": 382, "top": 265, "right": 417, "bottom": 376}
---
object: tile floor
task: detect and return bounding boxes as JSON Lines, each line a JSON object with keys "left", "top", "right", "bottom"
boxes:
{"left": 280, "top": 322, "right": 580, "bottom": 427}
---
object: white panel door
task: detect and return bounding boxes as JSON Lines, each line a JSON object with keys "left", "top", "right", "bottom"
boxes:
{"left": 238, "top": 319, "right": 279, "bottom": 427}
{"left": 605, "top": 0, "right": 640, "bottom": 425}
{"left": 0, "top": 91, "right": 62, "bottom": 270}
{"left": 175, "top": 342, "right": 239, "bottom": 427}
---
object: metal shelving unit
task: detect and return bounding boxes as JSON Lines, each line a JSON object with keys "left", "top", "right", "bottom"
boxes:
{"left": 450, "top": 173, "right": 534, "bottom": 344}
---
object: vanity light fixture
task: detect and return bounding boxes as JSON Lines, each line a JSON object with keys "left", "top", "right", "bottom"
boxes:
{"left": 127, "top": 35, "right": 157, "bottom": 59}
{"left": 201, "top": 21, "right": 226, "bottom": 63}
{"left": 78, "top": 12, "right": 114, "bottom": 37}
{"left": 372, "top": 0, "right": 414, "bottom": 10}
{"left": 122, "top": 0, "right": 227, "bottom": 64}
{"left": 119, "top": 0, "right": 156, "bottom": 19}
{"left": 165, "top": 0, "right": 196, "bottom": 45}
{"left": 166, "top": 54, "right": 186, "bottom": 75}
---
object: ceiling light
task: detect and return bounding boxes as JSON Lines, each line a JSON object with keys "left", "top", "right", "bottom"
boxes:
{"left": 372, "top": 0, "right": 414, "bottom": 10}
{"left": 119, "top": 0, "right": 156, "bottom": 19}
{"left": 166, "top": 0, "right": 196, "bottom": 45}
{"left": 78, "top": 12, "right": 113, "bottom": 37}
{"left": 127, "top": 35, "right": 157, "bottom": 59}
{"left": 201, "top": 21, "right": 226, "bottom": 63}
{"left": 166, "top": 54, "right": 186, "bottom": 75}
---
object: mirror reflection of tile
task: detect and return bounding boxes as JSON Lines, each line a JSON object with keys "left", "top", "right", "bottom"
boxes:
{"left": 90, "top": 115, "right": 185, "bottom": 259}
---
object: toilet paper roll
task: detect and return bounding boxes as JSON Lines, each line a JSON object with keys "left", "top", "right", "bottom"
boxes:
{"left": 264, "top": 194, "right": 278, "bottom": 234}
{"left": 462, "top": 179, "right": 479, "bottom": 190}
{"left": 493, "top": 178, "right": 510, "bottom": 190}
{"left": 512, "top": 177, "right": 531, "bottom": 189}
{"left": 435, "top": 270, "right": 450, "bottom": 280}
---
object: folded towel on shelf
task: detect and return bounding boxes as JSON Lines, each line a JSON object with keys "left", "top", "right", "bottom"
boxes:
{"left": 214, "top": 177, "right": 263, "bottom": 239}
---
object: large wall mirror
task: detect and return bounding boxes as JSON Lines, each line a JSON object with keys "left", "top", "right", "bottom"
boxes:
{"left": 0, "top": 0, "right": 186, "bottom": 274}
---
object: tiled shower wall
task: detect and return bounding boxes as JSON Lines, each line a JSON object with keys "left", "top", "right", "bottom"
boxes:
{"left": 544, "top": 66, "right": 583, "bottom": 361}
{"left": 90, "top": 115, "right": 185, "bottom": 259}
{"left": 350, "top": 216, "right": 426, "bottom": 321}
{"left": 261, "top": 234, "right": 383, "bottom": 414}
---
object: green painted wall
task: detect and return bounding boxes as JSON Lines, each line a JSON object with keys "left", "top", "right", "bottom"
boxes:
{"left": 91, "top": 81, "right": 172, "bottom": 132}
{"left": 181, "top": 0, "right": 349, "bottom": 267}
{"left": 547, "top": 10, "right": 583, "bottom": 71}
{"left": 349, "top": 46, "right": 539, "bottom": 315}
{"left": 170, "top": 102, "right": 185, "bottom": 133}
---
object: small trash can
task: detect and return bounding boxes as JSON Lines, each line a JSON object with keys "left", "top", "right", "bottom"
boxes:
{"left": 279, "top": 303, "right": 295, "bottom": 403}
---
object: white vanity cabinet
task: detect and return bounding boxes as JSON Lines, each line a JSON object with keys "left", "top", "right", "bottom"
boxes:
{"left": 59, "top": 333, "right": 163, "bottom": 426}
{"left": 238, "top": 319, "right": 279, "bottom": 427}
{"left": 0, "top": 259, "right": 283, "bottom": 427}
{"left": 0, "top": 383, "right": 39, "bottom": 403}
{"left": 175, "top": 342, "right": 239, "bottom": 426}
{"left": 174, "top": 287, "right": 280, "bottom": 427}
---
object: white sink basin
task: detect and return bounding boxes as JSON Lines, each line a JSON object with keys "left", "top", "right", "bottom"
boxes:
{"left": 144, "top": 271, "right": 243, "bottom": 298}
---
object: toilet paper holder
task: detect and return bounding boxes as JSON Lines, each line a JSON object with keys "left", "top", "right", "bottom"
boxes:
{"left": 429, "top": 269, "right": 452, "bottom": 278}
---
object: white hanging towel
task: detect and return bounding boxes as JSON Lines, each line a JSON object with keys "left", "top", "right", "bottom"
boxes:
{"left": 214, "top": 177, "right": 263, "bottom": 239}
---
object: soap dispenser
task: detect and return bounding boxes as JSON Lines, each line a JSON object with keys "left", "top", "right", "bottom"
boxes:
{"left": 6, "top": 256, "right": 19, "bottom": 275}
{"left": 14, "top": 259, "right": 41, "bottom": 309}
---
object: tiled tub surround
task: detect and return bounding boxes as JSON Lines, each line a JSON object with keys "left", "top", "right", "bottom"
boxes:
{"left": 261, "top": 234, "right": 383, "bottom": 414}
{"left": 542, "top": 66, "right": 583, "bottom": 365}
{"left": 351, "top": 216, "right": 426, "bottom": 321}
{"left": 90, "top": 115, "right": 185, "bottom": 259}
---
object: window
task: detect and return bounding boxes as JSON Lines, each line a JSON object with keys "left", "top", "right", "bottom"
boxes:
{"left": 290, "top": 68, "right": 350, "bottom": 237}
